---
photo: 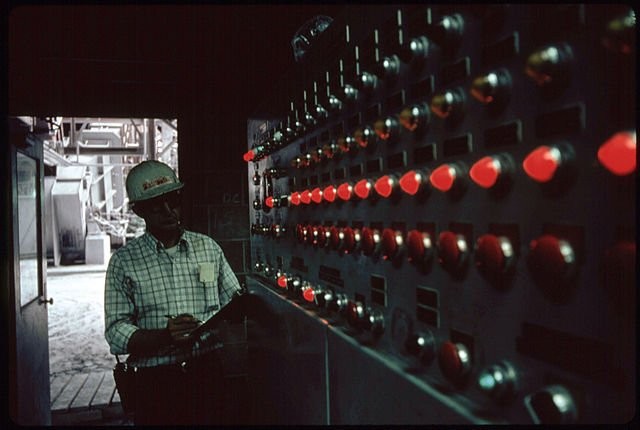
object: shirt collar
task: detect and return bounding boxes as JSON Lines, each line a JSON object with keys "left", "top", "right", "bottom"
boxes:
{"left": 143, "top": 230, "right": 191, "bottom": 254}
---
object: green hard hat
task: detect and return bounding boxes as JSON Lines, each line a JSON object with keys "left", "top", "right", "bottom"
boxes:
{"left": 126, "top": 160, "right": 184, "bottom": 203}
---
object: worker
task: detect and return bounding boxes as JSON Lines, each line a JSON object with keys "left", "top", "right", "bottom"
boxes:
{"left": 104, "top": 160, "right": 243, "bottom": 425}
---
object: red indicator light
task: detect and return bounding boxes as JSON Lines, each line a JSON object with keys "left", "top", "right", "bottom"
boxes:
{"left": 265, "top": 196, "right": 274, "bottom": 208}
{"left": 430, "top": 164, "right": 456, "bottom": 192}
{"left": 399, "top": 170, "right": 426, "bottom": 195}
{"left": 407, "top": 230, "right": 433, "bottom": 263}
{"left": 354, "top": 179, "right": 373, "bottom": 199}
{"left": 311, "top": 187, "right": 323, "bottom": 203}
{"left": 374, "top": 175, "right": 396, "bottom": 198}
{"left": 290, "top": 192, "right": 301, "bottom": 206}
{"left": 329, "top": 226, "right": 343, "bottom": 250}
{"left": 303, "top": 287, "right": 315, "bottom": 302}
{"left": 300, "top": 190, "right": 312, "bottom": 204}
{"left": 342, "top": 227, "right": 356, "bottom": 253}
{"left": 470, "top": 156, "right": 500, "bottom": 188}
{"left": 277, "top": 275, "right": 288, "bottom": 289}
{"left": 242, "top": 150, "right": 255, "bottom": 162}
{"left": 337, "top": 182, "right": 353, "bottom": 201}
{"left": 323, "top": 185, "right": 337, "bottom": 202}
{"left": 522, "top": 146, "right": 560, "bottom": 183}
{"left": 597, "top": 131, "right": 636, "bottom": 176}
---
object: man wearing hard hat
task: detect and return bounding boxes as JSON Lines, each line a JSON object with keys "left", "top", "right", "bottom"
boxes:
{"left": 104, "top": 160, "right": 242, "bottom": 425}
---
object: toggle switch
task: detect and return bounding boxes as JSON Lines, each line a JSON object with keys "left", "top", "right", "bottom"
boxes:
{"left": 475, "top": 234, "right": 516, "bottom": 279}
{"left": 381, "top": 228, "right": 405, "bottom": 260}
{"left": 470, "top": 69, "right": 511, "bottom": 106}
{"left": 438, "top": 341, "right": 472, "bottom": 382}
{"left": 405, "top": 331, "right": 436, "bottom": 365}
{"left": 363, "top": 307, "right": 385, "bottom": 337}
{"left": 374, "top": 174, "right": 400, "bottom": 198}
{"left": 399, "top": 103, "right": 430, "bottom": 132}
{"left": 374, "top": 116, "right": 400, "bottom": 141}
{"left": 358, "top": 71, "right": 379, "bottom": 92}
{"left": 314, "top": 286, "right": 331, "bottom": 308}
{"left": 522, "top": 143, "right": 575, "bottom": 183}
{"left": 430, "top": 88, "right": 465, "bottom": 120}
{"left": 252, "top": 172, "right": 261, "bottom": 186}
{"left": 328, "top": 94, "right": 343, "bottom": 112}
{"left": 525, "top": 43, "right": 573, "bottom": 87}
{"left": 399, "top": 35, "right": 431, "bottom": 65}
{"left": 354, "top": 126, "right": 376, "bottom": 149}
{"left": 430, "top": 14, "right": 464, "bottom": 48}
{"left": 525, "top": 385, "right": 578, "bottom": 424}
{"left": 343, "top": 83, "right": 359, "bottom": 102}
{"left": 406, "top": 230, "right": 434, "bottom": 264}
{"left": 477, "top": 361, "right": 518, "bottom": 402}
{"left": 597, "top": 131, "right": 636, "bottom": 176}
{"left": 361, "top": 227, "right": 382, "bottom": 256}
{"left": 346, "top": 300, "right": 367, "bottom": 329}
{"left": 328, "top": 292, "right": 349, "bottom": 314}
{"left": 438, "top": 231, "right": 470, "bottom": 272}
{"left": 379, "top": 55, "right": 401, "bottom": 80}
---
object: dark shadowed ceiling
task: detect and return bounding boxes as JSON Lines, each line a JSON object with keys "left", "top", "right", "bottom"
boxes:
{"left": 8, "top": 4, "right": 346, "bottom": 118}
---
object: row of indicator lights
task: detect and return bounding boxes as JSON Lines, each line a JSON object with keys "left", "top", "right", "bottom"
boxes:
{"left": 244, "top": 6, "right": 636, "bottom": 166}
{"left": 270, "top": 271, "right": 385, "bottom": 337}
{"left": 261, "top": 259, "right": 581, "bottom": 419}
{"left": 279, "top": 131, "right": 636, "bottom": 208}
{"left": 286, "top": 42, "right": 578, "bottom": 168}
{"left": 293, "top": 224, "right": 583, "bottom": 282}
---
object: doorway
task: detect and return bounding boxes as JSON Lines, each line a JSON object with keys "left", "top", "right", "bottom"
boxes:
{"left": 43, "top": 117, "right": 178, "bottom": 424}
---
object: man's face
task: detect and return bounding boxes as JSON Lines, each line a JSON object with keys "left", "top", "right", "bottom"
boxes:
{"left": 134, "top": 190, "right": 182, "bottom": 233}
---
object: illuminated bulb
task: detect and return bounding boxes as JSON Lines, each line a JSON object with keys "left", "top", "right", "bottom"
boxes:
{"left": 400, "top": 169, "right": 428, "bottom": 195}
{"left": 243, "top": 150, "right": 255, "bottom": 162}
{"left": 290, "top": 191, "right": 301, "bottom": 206}
{"left": 264, "top": 196, "right": 274, "bottom": 208}
{"left": 470, "top": 156, "right": 501, "bottom": 188}
{"left": 374, "top": 175, "right": 399, "bottom": 198}
{"left": 323, "top": 185, "right": 337, "bottom": 203}
{"left": 300, "top": 189, "right": 312, "bottom": 204}
{"left": 430, "top": 164, "right": 461, "bottom": 192}
{"left": 597, "top": 131, "right": 636, "bottom": 175}
{"left": 337, "top": 182, "right": 353, "bottom": 201}
{"left": 354, "top": 179, "right": 373, "bottom": 199}
{"left": 522, "top": 146, "right": 562, "bottom": 183}
{"left": 311, "top": 187, "right": 323, "bottom": 204}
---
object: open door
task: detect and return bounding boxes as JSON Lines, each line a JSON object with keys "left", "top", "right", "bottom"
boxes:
{"left": 6, "top": 118, "right": 51, "bottom": 425}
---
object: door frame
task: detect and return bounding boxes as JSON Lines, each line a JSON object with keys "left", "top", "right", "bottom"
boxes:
{"left": 6, "top": 117, "right": 51, "bottom": 425}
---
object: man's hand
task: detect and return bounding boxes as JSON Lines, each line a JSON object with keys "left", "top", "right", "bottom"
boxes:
{"left": 166, "top": 314, "right": 202, "bottom": 343}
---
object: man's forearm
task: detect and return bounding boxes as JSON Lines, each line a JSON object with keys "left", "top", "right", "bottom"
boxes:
{"left": 127, "top": 328, "right": 172, "bottom": 355}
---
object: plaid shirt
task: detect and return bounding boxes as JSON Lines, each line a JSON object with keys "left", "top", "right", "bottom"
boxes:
{"left": 104, "top": 229, "right": 241, "bottom": 368}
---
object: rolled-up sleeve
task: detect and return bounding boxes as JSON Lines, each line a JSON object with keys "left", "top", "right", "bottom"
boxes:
{"left": 104, "top": 253, "right": 139, "bottom": 354}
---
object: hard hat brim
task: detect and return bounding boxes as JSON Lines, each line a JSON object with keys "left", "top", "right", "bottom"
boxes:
{"left": 131, "top": 181, "right": 184, "bottom": 203}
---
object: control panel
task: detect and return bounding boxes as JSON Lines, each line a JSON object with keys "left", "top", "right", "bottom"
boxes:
{"left": 245, "top": 5, "right": 635, "bottom": 424}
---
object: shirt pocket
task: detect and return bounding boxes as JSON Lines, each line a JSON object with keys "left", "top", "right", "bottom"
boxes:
{"left": 197, "top": 261, "right": 220, "bottom": 313}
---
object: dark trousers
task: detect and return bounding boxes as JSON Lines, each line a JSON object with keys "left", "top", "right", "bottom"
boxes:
{"left": 132, "top": 352, "right": 245, "bottom": 425}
